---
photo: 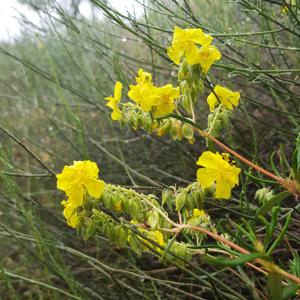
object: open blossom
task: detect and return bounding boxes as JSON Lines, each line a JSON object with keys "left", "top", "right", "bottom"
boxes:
{"left": 56, "top": 160, "right": 105, "bottom": 206}
{"left": 128, "top": 69, "right": 180, "bottom": 117}
{"left": 105, "top": 81, "right": 123, "bottom": 121}
{"left": 196, "top": 151, "right": 241, "bottom": 199}
{"left": 153, "top": 84, "right": 180, "bottom": 118}
{"left": 207, "top": 85, "right": 240, "bottom": 111}
{"left": 167, "top": 27, "right": 213, "bottom": 65}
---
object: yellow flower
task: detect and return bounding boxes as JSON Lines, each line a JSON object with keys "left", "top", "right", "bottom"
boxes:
{"left": 194, "top": 45, "right": 221, "bottom": 74}
{"left": 207, "top": 85, "right": 240, "bottom": 112}
{"left": 105, "top": 81, "right": 122, "bottom": 121}
{"left": 61, "top": 200, "right": 80, "bottom": 228}
{"left": 128, "top": 69, "right": 159, "bottom": 112}
{"left": 167, "top": 26, "right": 213, "bottom": 65}
{"left": 56, "top": 160, "right": 105, "bottom": 206}
{"left": 152, "top": 84, "right": 180, "bottom": 118}
{"left": 128, "top": 69, "right": 180, "bottom": 116}
{"left": 196, "top": 151, "right": 241, "bottom": 199}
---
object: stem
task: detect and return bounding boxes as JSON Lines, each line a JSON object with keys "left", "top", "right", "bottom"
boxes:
{"left": 208, "top": 104, "right": 223, "bottom": 135}
{"left": 178, "top": 224, "right": 300, "bottom": 285}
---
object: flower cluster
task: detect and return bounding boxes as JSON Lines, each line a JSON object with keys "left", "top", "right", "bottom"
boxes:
{"left": 128, "top": 68, "right": 180, "bottom": 118}
{"left": 56, "top": 27, "right": 245, "bottom": 259}
{"left": 167, "top": 27, "right": 221, "bottom": 74}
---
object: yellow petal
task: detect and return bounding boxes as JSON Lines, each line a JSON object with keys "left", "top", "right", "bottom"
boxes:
{"left": 153, "top": 84, "right": 180, "bottom": 117}
{"left": 85, "top": 179, "right": 105, "bottom": 199}
{"left": 197, "top": 168, "right": 217, "bottom": 188}
{"left": 167, "top": 44, "right": 185, "bottom": 65}
{"left": 185, "top": 43, "right": 202, "bottom": 65}
{"left": 83, "top": 160, "right": 100, "bottom": 178}
{"left": 215, "top": 179, "right": 232, "bottom": 199}
{"left": 114, "top": 81, "right": 122, "bottom": 102}
{"left": 189, "top": 29, "right": 213, "bottom": 46}
{"left": 207, "top": 92, "right": 219, "bottom": 112}
{"left": 62, "top": 203, "right": 80, "bottom": 228}
{"left": 67, "top": 187, "right": 84, "bottom": 206}
{"left": 213, "top": 85, "right": 240, "bottom": 110}
{"left": 136, "top": 68, "right": 152, "bottom": 85}
{"left": 196, "top": 45, "right": 221, "bottom": 73}
{"left": 56, "top": 166, "right": 76, "bottom": 191}
{"left": 111, "top": 106, "right": 122, "bottom": 121}
{"left": 196, "top": 151, "right": 222, "bottom": 169}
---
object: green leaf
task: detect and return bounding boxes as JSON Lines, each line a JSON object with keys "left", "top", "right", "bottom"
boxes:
{"left": 202, "top": 252, "right": 269, "bottom": 267}
{"left": 128, "top": 234, "right": 143, "bottom": 256}
{"left": 268, "top": 272, "right": 282, "bottom": 300}
{"left": 267, "top": 212, "right": 292, "bottom": 255}
{"left": 245, "top": 172, "right": 277, "bottom": 185}
{"left": 282, "top": 284, "right": 299, "bottom": 300}
{"left": 147, "top": 211, "right": 159, "bottom": 228}
{"left": 129, "top": 199, "right": 139, "bottom": 220}
{"left": 256, "top": 191, "right": 290, "bottom": 217}
{"left": 116, "top": 226, "right": 128, "bottom": 248}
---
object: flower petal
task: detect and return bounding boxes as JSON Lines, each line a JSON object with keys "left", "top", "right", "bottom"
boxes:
{"left": 215, "top": 179, "right": 232, "bottom": 199}
{"left": 85, "top": 179, "right": 105, "bottom": 199}
{"left": 196, "top": 151, "right": 222, "bottom": 169}
{"left": 197, "top": 168, "right": 217, "bottom": 188}
{"left": 207, "top": 92, "right": 219, "bottom": 112}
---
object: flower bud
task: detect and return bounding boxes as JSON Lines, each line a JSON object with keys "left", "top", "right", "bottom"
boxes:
{"left": 182, "top": 123, "right": 195, "bottom": 143}
{"left": 175, "top": 190, "right": 187, "bottom": 211}
{"left": 156, "top": 120, "right": 172, "bottom": 136}
{"left": 170, "top": 120, "right": 183, "bottom": 141}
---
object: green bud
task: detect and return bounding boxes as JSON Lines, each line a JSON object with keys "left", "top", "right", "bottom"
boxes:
{"left": 180, "top": 80, "right": 187, "bottom": 94}
{"left": 182, "top": 94, "right": 191, "bottom": 113}
{"left": 175, "top": 190, "right": 187, "bottom": 211}
{"left": 156, "top": 120, "right": 172, "bottom": 136}
{"left": 129, "top": 199, "right": 139, "bottom": 220}
{"left": 83, "top": 218, "right": 97, "bottom": 240}
{"left": 220, "top": 109, "right": 232, "bottom": 128}
{"left": 128, "top": 234, "right": 143, "bottom": 256}
{"left": 147, "top": 210, "right": 159, "bottom": 228}
{"left": 192, "top": 189, "right": 204, "bottom": 209}
{"left": 178, "top": 60, "right": 188, "bottom": 81}
{"left": 182, "top": 123, "right": 195, "bottom": 142}
{"left": 255, "top": 187, "right": 274, "bottom": 205}
{"left": 162, "top": 189, "right": 174, "bottom": 210}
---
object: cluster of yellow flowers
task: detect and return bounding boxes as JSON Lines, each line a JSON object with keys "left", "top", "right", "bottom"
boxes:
{"left": 167, "top": 27, "right": 221, "bottom": 73}
{"left": 128, "top": 69, "right": 180, "bottom": 118}
{"left": 105, "top": 68, "right": 180, "bottom": 120}
{"left": 56, "top": 27, "right": 243, "bottom": 231}
{"left": 105, "top": 27, "right": 240, "bottom": 126}
{"left": 56, "top": 161, "right": 105, "bottom": 227}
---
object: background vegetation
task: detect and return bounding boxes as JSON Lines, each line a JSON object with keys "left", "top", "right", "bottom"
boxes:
{"left": 0, "top": 0, "right": 299, "bottom": 299}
